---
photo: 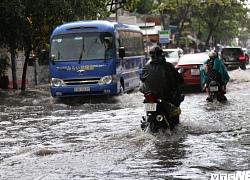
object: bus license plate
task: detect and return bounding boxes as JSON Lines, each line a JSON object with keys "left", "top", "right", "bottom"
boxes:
{"left": 74, "top": 87, "right": 90, "bottom": 92}
{"left": 191, "top": 69, "right": 200, "bottom": 75}
{"left": 210, "top": 86, "right": 218, "bottom": 92}
{"left": 144, "top": 103, "right": 157, "bottom": 112}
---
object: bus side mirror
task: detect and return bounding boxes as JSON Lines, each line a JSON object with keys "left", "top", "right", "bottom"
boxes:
{"left": 49, "top": 55, "right": 56, "bottom": 65}
{"left": 119, "top": 47, "right": 125, "bottom": 58}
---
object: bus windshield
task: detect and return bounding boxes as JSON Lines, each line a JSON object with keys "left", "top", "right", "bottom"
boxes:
{"left": 50, "top": 32, "right": 114, "bottom": 61}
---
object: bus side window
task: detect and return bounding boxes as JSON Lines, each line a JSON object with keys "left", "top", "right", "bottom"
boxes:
{"left": 116, "top": 38, "right": 120, "bottom": 57}
{"left": 116, "top": 38, "right": 125, "bottom": 58}
{"left": 116, "top": 37, "right": 125, "bottom": 58}
{"left": 119, "top": 47, "right": 125, "bottom": 58}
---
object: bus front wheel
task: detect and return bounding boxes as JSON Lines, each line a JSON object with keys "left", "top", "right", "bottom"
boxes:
{"left": 119, "top": 82, "right": 124, "bottom": 95}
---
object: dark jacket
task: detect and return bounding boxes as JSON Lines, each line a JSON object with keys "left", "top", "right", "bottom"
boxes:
{"left": 140, "top": 55, "right": 184, "bottom": 105}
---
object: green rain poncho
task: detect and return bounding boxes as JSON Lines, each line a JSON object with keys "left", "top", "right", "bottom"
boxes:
{"left": 204, "top": 57, "right": 230, "bottom": 84}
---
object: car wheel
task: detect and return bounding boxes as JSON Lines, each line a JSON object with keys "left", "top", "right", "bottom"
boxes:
{"left": 240, "top": 64, "right": 246, "bottom": 70}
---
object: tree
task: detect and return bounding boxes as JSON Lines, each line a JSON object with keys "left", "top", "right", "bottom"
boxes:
{"left": 190, "top": 0, "right": 249, "bottom": 50}
{"left": 135, "top": 0, "right": 155, "bottom": 14}
{"left": 0, "top": 0, "right": 112, "bottom": 91}
{"left": 141, "top": 0, "right": 249, "bottom": 49}
{"left": 150, "top": 0, "right": 200, "bottom": 47}
{"left": 0, "top": 0, "right": 26, "bottom": 89}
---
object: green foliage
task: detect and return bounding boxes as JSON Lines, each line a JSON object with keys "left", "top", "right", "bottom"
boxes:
{"left": 0, "top": 0, "right": 26, "bottom": 50}
{"left": 123, "top": 0, "right": 141, "bottom": 11}
{"left": 0, "top": 0, "right": 114, "bottom": 90}
{"left": 106, "top": 0, "right": 141, "bottom": 13}
{"left": 190, "top": 0, "right": 249, "bottom": 46}
{"left": 0, "top": 0, "right": 112, "bottom": 53}
{"left": 1, "top": 0, "right": 249, "bottom": 53}
{"left": 135, "top": 0, "right": 157, "bottom": 14}
{"left": 148, "top": 0, "right": 250, "bottom": 48}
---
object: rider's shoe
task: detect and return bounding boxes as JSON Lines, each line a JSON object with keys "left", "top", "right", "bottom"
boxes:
{"left": 206, "top": 97, "right": 213, "bottom": 102}
{"left": 180, "top": 94, "right": 185, "bottom": 103}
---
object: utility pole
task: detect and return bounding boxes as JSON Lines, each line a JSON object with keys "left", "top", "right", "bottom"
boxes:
{"left": 115, "top": 0, "right": 119, "bottom": 22}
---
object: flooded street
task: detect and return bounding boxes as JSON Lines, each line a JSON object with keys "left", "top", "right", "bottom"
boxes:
{"left": 0, "top": 68, "right": 250, "bottom": 180}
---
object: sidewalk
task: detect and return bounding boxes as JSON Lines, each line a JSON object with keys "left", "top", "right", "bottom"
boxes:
{"left": 0, "top": 83, "right": 50, "bottom": 96}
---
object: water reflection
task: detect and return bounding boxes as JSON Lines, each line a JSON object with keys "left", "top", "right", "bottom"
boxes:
{"left": 0, "top": 68, "right": 250, "bottom": 179}
{"left": 145, "top": 133, "right": 186, "bottom": 170}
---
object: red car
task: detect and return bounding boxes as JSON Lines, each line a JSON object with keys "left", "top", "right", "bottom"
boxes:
{"left": 175, "top": 53, "right": 209, "bottom": 86}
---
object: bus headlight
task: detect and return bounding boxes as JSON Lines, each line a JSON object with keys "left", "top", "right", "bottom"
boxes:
{"left": 98, "top": 75, "right": 116, "bottom": 85}
{"left": 50, "top": 78, "right": 67, "bottom": 87}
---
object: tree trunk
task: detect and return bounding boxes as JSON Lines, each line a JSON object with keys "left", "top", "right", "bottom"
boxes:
{"left": 205, "top": 28, "right": 213, "bottom": 52}
{"left": 21, "top": 51, "right": 29, "bottom": 91}
{"left": 10, "top": 48, "right": 18, "bottom": 89}
{"left": 21, "top": 47, "right": 35, "bottom": 91}
{"left": 176, "top": 19, "right": 185, "bottom": 48}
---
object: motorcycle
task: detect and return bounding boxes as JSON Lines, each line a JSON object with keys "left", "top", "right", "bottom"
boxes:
{"left": 141, "top": 92, "right": 183, "bottom": 133}
{"left": 208, "top": 80, "right": 227, "bottom": 103}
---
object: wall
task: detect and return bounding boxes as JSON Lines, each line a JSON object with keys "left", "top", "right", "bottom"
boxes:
{"left": 0, "top": 48, "right": 50, "bottom": 89}
{"left": 27, "top": 59, "right": 50, "bottom": 86}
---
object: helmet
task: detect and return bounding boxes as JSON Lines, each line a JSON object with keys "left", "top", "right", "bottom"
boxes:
{"left": 209, "top": 51, "right": 217, "bottom": 58}
{"left": 150, "top": 46, "right": 163, "bottom": 56}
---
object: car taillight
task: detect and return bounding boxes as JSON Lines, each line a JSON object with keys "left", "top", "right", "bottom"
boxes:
{"left": 239, "top": 56, "right": 246, "bottom": 60}
{"left": 144, "top": 93, "right": 156, "bottom": 103}
{"left": 178, "top": 68, "right": 184, "bottom": 74}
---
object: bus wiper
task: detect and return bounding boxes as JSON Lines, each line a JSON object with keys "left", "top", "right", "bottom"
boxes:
{"left": 78, "top": 51, "right": 83, "bottom": 64}
{"left": 104, "top": 48, "right": 107, "bottom": 63}
{"left": 78, "top": 39, "right": 84, "bottom": 64}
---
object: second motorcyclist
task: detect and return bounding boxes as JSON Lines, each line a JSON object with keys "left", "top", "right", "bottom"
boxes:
{"left": 203, "top": 51, "right": 230, "bottom": 102}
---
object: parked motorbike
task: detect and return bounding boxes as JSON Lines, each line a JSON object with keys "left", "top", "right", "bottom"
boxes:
{"left": 141, "top": 92, "right": 183, "bottom": 133}
{"left": 208, "top": 80, "right": 227, "bottom": 103}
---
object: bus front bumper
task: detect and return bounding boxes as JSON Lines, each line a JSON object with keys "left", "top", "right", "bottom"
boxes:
{"left": 50, "top": 84, "right": 118, "bottom": 98}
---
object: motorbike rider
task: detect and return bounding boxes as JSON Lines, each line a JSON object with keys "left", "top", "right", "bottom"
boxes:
{"left": 203, "top": 51, "right": 230, "bottom": 101}
{"left": 139, "top": 45, "right": 184, "bottom": 125}
{"left": 104, "top": 39, "right": 113, "bottom": 58}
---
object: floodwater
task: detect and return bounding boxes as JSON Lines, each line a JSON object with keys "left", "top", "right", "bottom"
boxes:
{"left": 0, "top": 68, "right": 250, "bottom": 180}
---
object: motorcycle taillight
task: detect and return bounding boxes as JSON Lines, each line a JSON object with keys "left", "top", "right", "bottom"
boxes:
{"left": 144, "top": 93, "right": 156, "bottom": 103}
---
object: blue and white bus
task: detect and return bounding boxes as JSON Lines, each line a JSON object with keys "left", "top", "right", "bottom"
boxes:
{"left": 49, "top": 20, "right": 146, "bottom": 98}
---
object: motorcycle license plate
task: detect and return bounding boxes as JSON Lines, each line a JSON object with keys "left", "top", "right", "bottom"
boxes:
{"left": 144, "top": 103, "right": 157, "bottom": 111}
{"left": 210, "top": 86, "right": 218, "bottom": 92}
